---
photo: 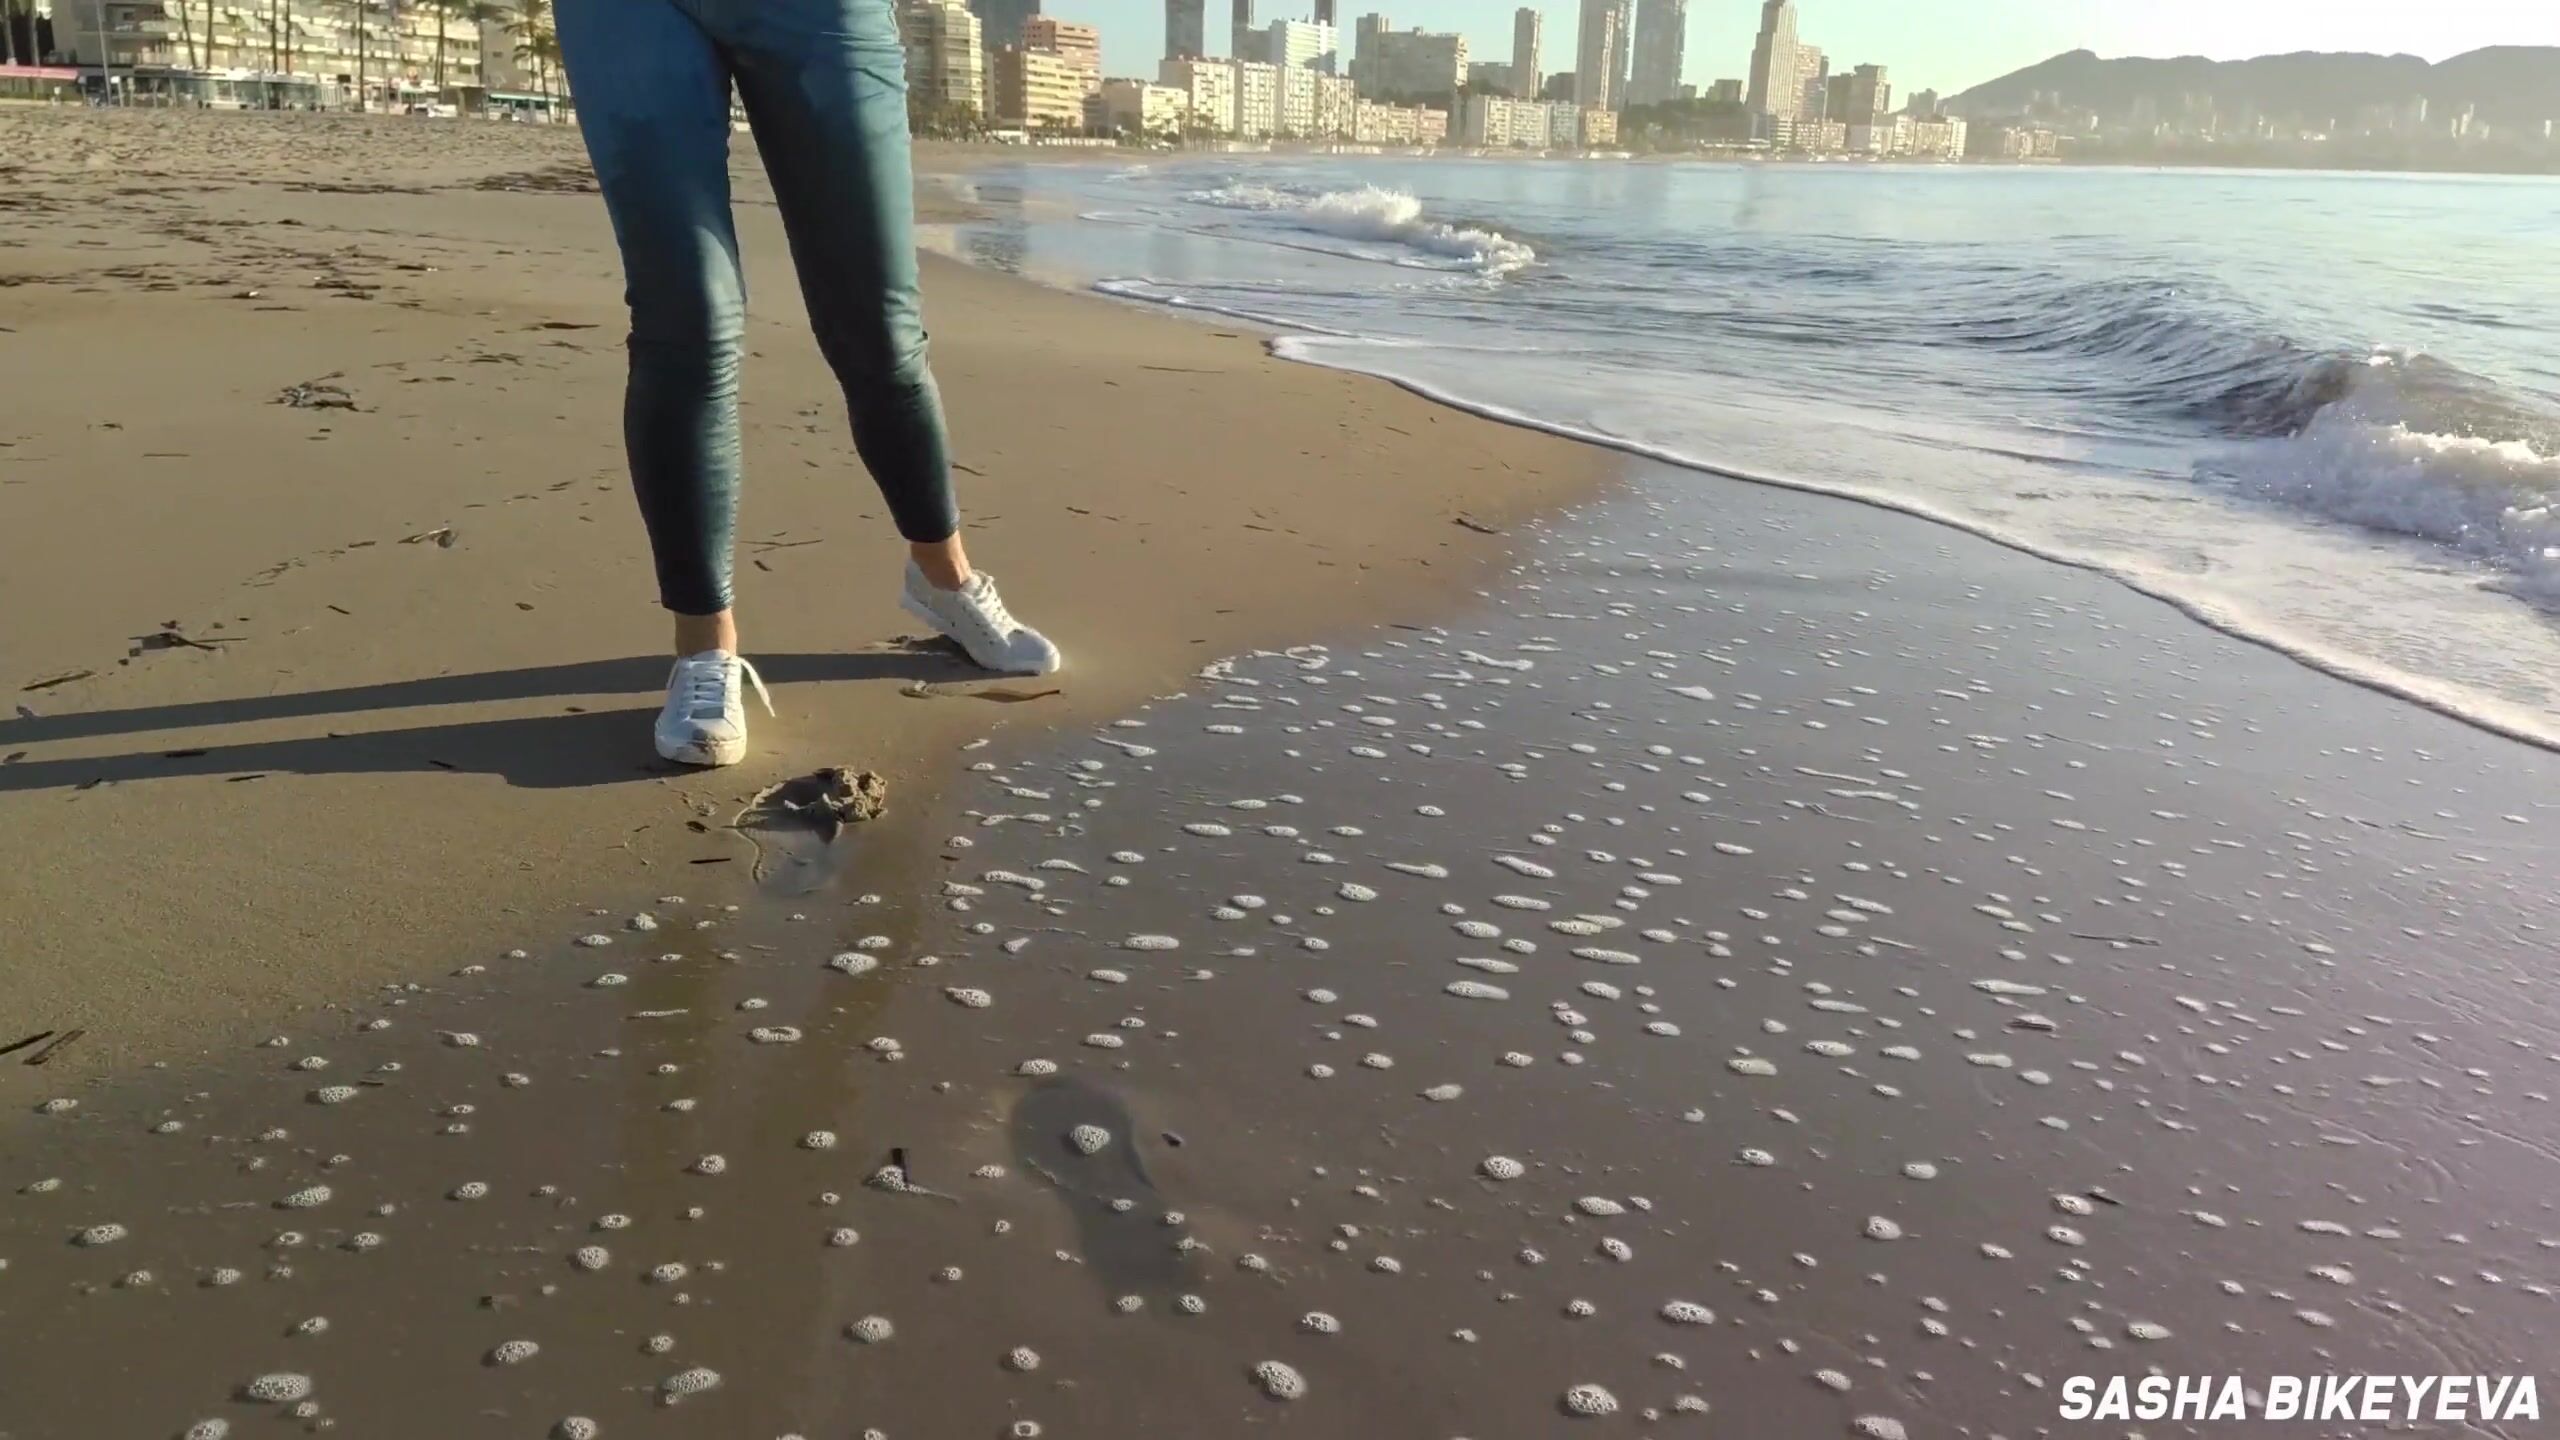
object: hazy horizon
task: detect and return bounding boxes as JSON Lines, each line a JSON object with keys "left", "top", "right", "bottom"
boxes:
{"left": 1076, "top": 0, "right": 2560, "bottom": 103}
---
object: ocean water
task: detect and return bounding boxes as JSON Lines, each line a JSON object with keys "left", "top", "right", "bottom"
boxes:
{"left": 936, "top": 158, "right": 2560, "bottom": 746}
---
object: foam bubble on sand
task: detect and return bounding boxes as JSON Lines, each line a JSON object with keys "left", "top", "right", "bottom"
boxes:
{"left": 1446, "top": 980, "right": 1509, "bottom": 1001}
{"left": 1736, "top": 1147, "right": 1776, "bottom": 1167}
{"left": 1299, "top": 1311, "right": 1342, "bottom": 1334}
{"left": 1562, "top": 1384, "right": 1619, "bottom": 1418}
{"left": 1805, "top": 1040, "right": 1854, "bottom": 1058}
{"left": 1661, "top": 1300, "right": 1714, "bottom": 1325}
{"left": 2126, "top": 1320, "right": 2172, "bottom": 1341}
{"left": 660, "top": 1367, "right": 722, "bottom": 1400}
{"left": 2052, "top": 1194, "right": 2094, "bottom": 1217}
{"left": 1728, "top": 1057, "right": 1778, "bottom": 1077}
{"left": 1068, "top": 1125, "right": 1112, "bottom": 1156}
{"left": 828, "top": 953, "right": 881, "bottom": 978}
{"left": 1814, "top": 1368, "right": 1852, "bottom": 1392}
{"left": 801, "top": 1131, "right": 838, "bottom": 1151}
{"left": 1123, "top": 935, "right": 1180, "bottom": 951}
{"left": 749, "top": 1026, "right": 804, "bottom": 1044}
{"left": 312, "top": 1086, "right": 359, "bottom": 1105}
{"left": 1852, "top": 1418, "right": 1908, "bottom": 1440}
{"left": 1015, "top": 1059, "right": 1058, "bottom": 1076}
{"left": 1575, "top": 1196, "right": 1626, "bottom": 1217}
{"left": 1389, "top": 861, "right": 1450, "bottom": 879}
{"left": 184, "top": 1422, "right": 231, "bottom": 1440}
{"left": 1574, "top": 947, "right": 1642, "bottom": 966}
{"left": 1864, "top": 1216, "right": 1905, "bottom": 1241}
{"left": 1901, "top": 1162, "right": 1938, "bottom": 1181}
{"left": 1972, "top": 979, "right": 2046, "bottom": 997}
{"left": 572, "top": 1246, "right": 610, "bottom": 1271}
{"left": 1005, "top": 1346, "right": 1042, "bottom": 1372}
{"left": 1252, "top": 1360, "right": 1308, "bottom": 1401}
{"left": 489, "top": 1339, "right": 540, "bottom": 1366}
{"left": 846, "top": 1316, "right": 895, "bottom": 1344}
{"left": 688, "top": 1154, "right": 726, "bottom": 1176}
{"left": 76, "top": 1223, "right": 128, "bottom": 1246}
{"left": 1456, "top": 957, "right": 1519, "bottom": 975}
{"left": 553, "top": 1421, "right": 598, "bottom": 1440}
{"left": 278, "top": 1186, "right": 332, "bottom": 1209}
{"left": 242, "top": 1374, "right": 314, "bottom": 1403}
{"left": 649, "top": 1262, "right": 689, "bottom": 1284}
{"left": 829, "top": 1228, "right": 860, "bottom": 1248}
{"left": 2047, "top": 1225, "right": 2087, "bottom": 1247}
{"left": 944, "top": 987, "right": 994, "bottom": 1010}
{"left": 1481, "top": 1156, "right": 1525, "bottom": 1180}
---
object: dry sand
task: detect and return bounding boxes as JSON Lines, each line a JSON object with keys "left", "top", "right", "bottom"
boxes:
{"left": 0, "top": 110, "right": 1606, "bottom": 1072}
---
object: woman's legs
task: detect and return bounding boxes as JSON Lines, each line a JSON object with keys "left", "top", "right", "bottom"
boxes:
{"left": 554, "top": 0, "right": 746, "bottom": 652}
{"left": 721, "top": 0, "right": 961, "bottom": 561}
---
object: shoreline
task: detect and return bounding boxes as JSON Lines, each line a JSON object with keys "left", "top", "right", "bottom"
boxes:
{"left": 941, "top": 159, "right": 2560, "bottom": 755}
{"left": 0, "top": 109, "right": 1614, "bottom": 1074}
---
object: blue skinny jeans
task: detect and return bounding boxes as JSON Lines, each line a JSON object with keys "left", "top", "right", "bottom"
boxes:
{"left": 556, "top": 0, "right": 959, "bottom": 617}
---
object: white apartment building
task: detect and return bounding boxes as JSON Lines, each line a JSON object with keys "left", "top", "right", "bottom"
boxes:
{"left": 1093, "top": 77, "right": 1187, "bottom": 137}
{"left": 1158, "top": 55, "right": 1238, "bottom": 133}
{"left": 56, "top": 0, "right": 516, "bottom": 108}
{"left": 1314, "top": 72, "right": 1356, "bottom": 138}
{"left": 1233, "top": 58, "right": 1280, "bottom": 137}
{"left": 902, "top": 0, "right": 986, "bottom": 119}
{"left": 1278, "top": 62, "right": 1316, "bottom": 135}
{"left": 1459, "top": 91, "right": 1554, "bottom": 147}
{"left": 1353, "top": 97, "right": 1445, "bottom": 144}
{"left": 1262, "top": 18, "right": 1337, "bottom": 74}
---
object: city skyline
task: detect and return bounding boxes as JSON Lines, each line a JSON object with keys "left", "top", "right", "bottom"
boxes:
{"left": 1060, "top": 0, "right": 2558, "bottom": 103}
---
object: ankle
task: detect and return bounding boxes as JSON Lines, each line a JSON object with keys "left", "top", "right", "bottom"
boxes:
{"left": 673, "top": 609, "right": 738, "bottom": 657}
{"left": 910, "top": 538, "right": 973, "bottom": 592}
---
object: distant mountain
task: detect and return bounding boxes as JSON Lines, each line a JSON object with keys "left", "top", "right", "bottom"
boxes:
{"left": 1948, "top": 47, "right": 2560, "bottom": 133}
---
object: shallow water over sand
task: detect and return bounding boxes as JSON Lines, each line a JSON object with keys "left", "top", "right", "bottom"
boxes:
{"left": 7, "top": 471, "right": 2558, "bottom": 1437}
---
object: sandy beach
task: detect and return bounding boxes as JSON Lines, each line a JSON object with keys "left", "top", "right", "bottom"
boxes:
{"left": 0, "top": 112, "right": 1604, "bottom": 1072}
{"left": 5, "top": 111, "right": 2558, "bottom": 1439}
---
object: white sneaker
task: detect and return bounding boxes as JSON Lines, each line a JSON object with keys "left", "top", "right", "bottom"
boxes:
{"left": 901, "top": 563, "right": 1062, "bottom": 676}
{"left": 654, "top": 650, "right": 773, "bottom": 767}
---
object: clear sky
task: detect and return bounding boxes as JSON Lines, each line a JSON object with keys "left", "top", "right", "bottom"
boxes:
{"left": 1076, "top": 0, "right": 2560, "bottom": 98}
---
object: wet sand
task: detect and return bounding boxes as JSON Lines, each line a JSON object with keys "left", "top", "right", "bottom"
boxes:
{"left": 0, "top": 111, "right": 1603, "bottom": 1072}
{"left": 7, "top": 465, "right": 2557, "bottom": 1437}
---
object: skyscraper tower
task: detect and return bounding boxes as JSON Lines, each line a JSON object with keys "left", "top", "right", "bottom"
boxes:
{"left": 1232, "top": 0, "right": 1254, "bottom": 53}
{"left": 1166, "top": 0, "right": 1206, "bottom": 58}
{"left": 1510, "top": 6, "right": 1541, "bottom": 99}
{"left": 1573, "top": 0, "right": 1628, "bottom": 111}
{"left": 1315, "top": 0, "right": 1336, "bottom": 24}
{"left": 1745, "top": 0, "right": 1797, "bottom": 119}
{"left": 968, "top": 0, "right": 1042, "bottom": 52}
{"left": 1625, "top": 0, "right": 1684, "bottom": 108}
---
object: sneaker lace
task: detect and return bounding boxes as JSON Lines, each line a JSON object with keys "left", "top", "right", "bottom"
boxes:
{"left": 964, "top": 574, "right": 1017, "bottom": 635}
{"left": 679, "top": 654, "right": 774, "bottom": 720}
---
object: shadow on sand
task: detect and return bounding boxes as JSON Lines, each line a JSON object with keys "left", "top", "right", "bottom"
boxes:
{"left": 0, "top": 648, "right": 979, "bottom": 793}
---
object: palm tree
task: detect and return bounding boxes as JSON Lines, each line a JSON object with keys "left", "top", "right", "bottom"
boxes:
{"left": 509, "top": 0, "right": 559, "bottom": 111}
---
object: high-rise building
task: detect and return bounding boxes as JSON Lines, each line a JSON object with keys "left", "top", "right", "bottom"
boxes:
{"left": 1907, "top": 87, "right": 1939, "bottom": 118}
{"left": 902, "top": 0, "right": 987, "bottom": 117}
{"left": 1165, "top": 0, "right": 1205, "bottom": 59}
{"left": 1231, "top": 0, "right": 1253, "bottom": 54}
{"left": 1315, "top": 0, "right": 1337, "bottom": 22}
{"left": 968, "top": 0, "right": 1040, "bottom": 51}
{"left": 1794, "top": 43, "right": 1825, "bottom": 120}
{"left": 1624, "top": 0, "right": 1683, "bottom": 109}
{"left": 1846, "top": 62, "right": 1889, "bottom": 120}
{"left": 1510, "top": 7, "right": 1541, "bottom": 99}
{"left": 1744, "top": 0, "right": 1796, "bottom": 119}
{"left": 1705, "top": 77, "right": 1743, "bottom": 105}
{"left": 991, "top": 43, "right": 1084, "bottom": 128}
{"left": 1233, "top": 58, "right": 1281, "bottom": 135}
{"left": 1572, "top": 0, "right": 1628, "bottom": 112}
{"left": 1469, "top": 61, "right": 1515, "bottom": 93}
{"left": 1824, "top": 71, "right": 1851, "bottom": 120}
{"left": 1351, "top": 13, "right": 1391, "bottom": 88}
{"left": 1160, "top": 54, "right": 1240, "bottom": 130}
{"left": 1264, "top": 18, "right": 1339, "bottom": 72}
{"left": 1363, "top": 28, "right": 1467, "bottom": 99}
{"left": 1022, "top": 16, "right": 1100, "bottom": 95}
